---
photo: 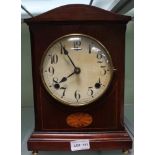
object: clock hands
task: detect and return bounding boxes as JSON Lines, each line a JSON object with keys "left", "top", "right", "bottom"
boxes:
{"left": 52, "top": 44, "right": 82, "bottom": 89}
{"left": 60, "top": 43, "right": 81, "bottom": 72}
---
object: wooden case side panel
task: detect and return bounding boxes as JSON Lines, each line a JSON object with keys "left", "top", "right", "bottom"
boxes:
{"left": 29, "top": 28, "right": 43, "bottom": 130}
{"left": 115, "top": 25, "right": 127, "bottom": 128}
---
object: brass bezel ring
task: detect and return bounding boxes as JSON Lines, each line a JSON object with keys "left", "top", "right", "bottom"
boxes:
{"left": 40, "top": 34, "right": 114, "bottom": 107}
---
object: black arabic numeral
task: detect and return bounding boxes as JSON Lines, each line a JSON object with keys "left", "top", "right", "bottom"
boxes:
{"left": 48, "top": 66, "right": 55, "bottom": 75}
{"left": 97, "top": 53, "right": 103, "bottom": 63}
{"left": 53, "top": 77, "right": 60, "bottom": 89}
{"left": 89, "top": 44, "right": 91, "bottom": 54}
{"left": 73, "top": 40, "right": 81, "bottom": 50}
{"left": 74, "top": 90, "right": 81, "bottom": 102}
{"left": 60, "top": 42, "right": 63, "bottom": 54}
{"left": 88, "top": 87, "right": 94, "bottom": 97}
{"left": 88, "top": 43, "right": 93, "bottom": 54}
{"left": 100, "top": 66, "right": 107, "bottom": 75}
{"left": 60, "top": 87, "right": 67, "bottom": 98}
{"left": 95, "top": 77, "right": 102, "bottom": 89}
{"left": 51, "top": 54, "right": 58, "bottom": 64}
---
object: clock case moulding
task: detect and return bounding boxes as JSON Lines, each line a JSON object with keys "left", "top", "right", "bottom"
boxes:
{"left": 24, "top": 4, "right": 132, "bottom": 152}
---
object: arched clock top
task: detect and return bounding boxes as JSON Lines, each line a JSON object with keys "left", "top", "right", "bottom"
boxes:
{"left": 24, "top": 4, "right": 131, "bottom": 24}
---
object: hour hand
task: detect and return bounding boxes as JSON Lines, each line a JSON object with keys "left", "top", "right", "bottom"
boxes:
{"left": 59, "top": 71, "right": 75, "bottom": 83}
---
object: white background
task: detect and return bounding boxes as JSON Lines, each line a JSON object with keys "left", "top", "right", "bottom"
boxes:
{"left": 0, "top": 0, "right": 155, "bottom": 155}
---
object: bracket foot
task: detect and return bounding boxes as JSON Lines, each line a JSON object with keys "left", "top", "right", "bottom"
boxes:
{"left": 32, "top": 151, "right": 38, "bottom": 155}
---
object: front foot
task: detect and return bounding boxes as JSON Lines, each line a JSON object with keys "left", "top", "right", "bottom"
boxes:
{"left": 122, "top": 149, "right": 129, "bottom": 154}
{"left": 32, "top": 151, "right": 38, "bottom": 155}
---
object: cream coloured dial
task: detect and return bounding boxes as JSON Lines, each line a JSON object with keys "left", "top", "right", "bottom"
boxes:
{"left": 41, "top": 34, "right": 113, "bottom": 106}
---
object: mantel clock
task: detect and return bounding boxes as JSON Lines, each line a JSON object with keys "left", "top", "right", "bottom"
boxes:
{"left": 24, "top": 4, "right": 132, "bottom": 154}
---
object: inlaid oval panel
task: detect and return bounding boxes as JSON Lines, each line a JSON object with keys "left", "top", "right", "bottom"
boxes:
{"left": 66, "top": 112, "right": 93, "bottom": 128}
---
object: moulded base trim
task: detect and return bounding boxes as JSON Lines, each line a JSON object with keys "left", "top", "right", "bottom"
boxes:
{"left": 27, "top": 129, "right": 132, "bottom": 151}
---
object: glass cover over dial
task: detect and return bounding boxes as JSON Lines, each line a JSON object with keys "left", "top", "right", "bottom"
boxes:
{"left": 41, "top": 34, "right": 113, "bottom": 106}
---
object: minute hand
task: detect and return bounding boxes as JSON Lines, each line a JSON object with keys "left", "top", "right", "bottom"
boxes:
{"left": 63, "top": 47, "right": 77, "bottom": 69}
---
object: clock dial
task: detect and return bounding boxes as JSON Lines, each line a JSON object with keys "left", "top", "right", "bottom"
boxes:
{"left": 41, "top": 34, "right": 113, "bottom": 106}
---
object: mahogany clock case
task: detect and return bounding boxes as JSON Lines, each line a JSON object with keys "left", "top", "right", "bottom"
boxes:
{"left": 24, "top": 4, "right": 132, "bottom": 151}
